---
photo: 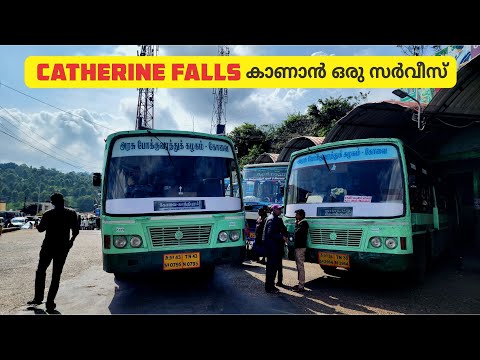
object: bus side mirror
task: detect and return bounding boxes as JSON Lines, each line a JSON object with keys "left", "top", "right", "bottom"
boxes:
{"left": 93, "top": 173, "right": 102, "bottom": 187}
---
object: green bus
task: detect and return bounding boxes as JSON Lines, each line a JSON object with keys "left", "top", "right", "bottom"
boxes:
{"left": 283, "top": 138, "right": 456, "bottom": 282}
{"left": 93, "top": 129, "right": 245, "bottom": 278}
{"left": 242, "top": 162, "right": 289, "bottom": 248}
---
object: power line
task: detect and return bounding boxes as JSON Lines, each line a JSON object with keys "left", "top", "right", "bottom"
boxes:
{"left": 0, "top": 125, "right": 91, "bottom": 172}
{"left": 0, "top": 81, "right": 119, "bottom": 132}
{"left": 436, "top": 117, "right": 477, "bottom": 129}
{"left": 0, "top": 121, "right": 93, "bottom": 172}
{"left": 0, "top": 106, "right": 94, "bottom": 170}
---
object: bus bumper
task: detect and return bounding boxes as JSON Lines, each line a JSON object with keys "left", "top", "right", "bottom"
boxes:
{"left": 307, "top": 248, "right": 414, "bottom": 273}
{"left": 103, "top": 246, "right": 245, "bottom": 273}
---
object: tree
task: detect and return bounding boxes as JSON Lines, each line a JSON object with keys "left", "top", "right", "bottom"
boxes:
{"left": 310, "top": 95, "right": 359, "bottom": 136}
{"left": 239, "top": 144, "right": 264, "bottom": 167}
{"left": 76, "top": 195, "right": 94, "bottom": 212}
{"left": 268, "top": 112, "right": 310, "bottom": 153}
{"left": 227, "top": 123, "right": 267, "bottom": 159}
{"left": 0, "top": 163, "right": 96, "bottom": 212}
{"left": 397, "top": 45, "right": 442, "bottom": 56}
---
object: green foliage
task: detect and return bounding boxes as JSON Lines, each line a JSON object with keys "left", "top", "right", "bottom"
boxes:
{"left": 0, "top": 162, "right": 95, "bottom": 212}
{"left": 229, "top": 93, "right": 365, "bottom": 165}
{"left": 239, "top": 144, "right": 264, "bottom": 167}
{"left": 227, "top": 123, "right": 267, "bottom": 159}
{"left": 397, "top": 45, "right": 441, "bottom": 56}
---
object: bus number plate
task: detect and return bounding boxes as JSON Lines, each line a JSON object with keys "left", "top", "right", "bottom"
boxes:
{"left": 163, "top": 252, "right": 200, "bottom": 270}
{"left": 318, "top": 252, "right": 350, "bottom": 268}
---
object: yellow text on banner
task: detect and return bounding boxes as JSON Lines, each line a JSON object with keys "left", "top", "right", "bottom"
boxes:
{"left": 24, "top": 56, "right": 457, "bottom": 89}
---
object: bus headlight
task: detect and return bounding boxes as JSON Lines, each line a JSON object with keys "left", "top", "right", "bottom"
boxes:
{"left": 230, "top": 230, "right": 240, "bottom": 241}
{"left": 385, "top": 237, "right": 397, "bottom": 249}
{"left": 370, "top": 237, "right": 382, "bottom": 248}
{"left": 130, "top": 235, "right": 143, "bottom": 248}
{"left": 113, "top": 236, "right": 127, "bottom": 248}
{"left": 218, "top": 231, "right": 228, "bottom": 242}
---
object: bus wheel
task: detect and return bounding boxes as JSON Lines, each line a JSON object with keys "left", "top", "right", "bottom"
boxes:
{"left": 201, "top": 264, "right": 215, "bottom": 277}
{"left": 410, "top": 237, "right": 427, "bottom": 284}
{"left": 114, "top": 272, "right": 129, "bottom": 281}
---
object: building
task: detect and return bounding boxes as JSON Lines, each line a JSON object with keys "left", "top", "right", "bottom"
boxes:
{"left": 324, "top": 55, "right": 480, "bottom": 249}
{"left": 37, "top": 202, "right": 54, "bottom": 214}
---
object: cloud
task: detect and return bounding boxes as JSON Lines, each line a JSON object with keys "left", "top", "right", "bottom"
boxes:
{"left": 231, "top": 88, "right": 309, "bottom": 126}
{"left": 230, "top": 45, "right": 265, "bottom": 56}
{"left": 0, "top": 108, "right": 125, "bottom": 173}
{"left": 311, "top": 51, "right": 335, "bottom": 56}
{"left": 109, "top": 45, "right": 139, "bottom": 56}
{"left": 0, "top": 45, "right": 404, "bottom": 175}
{"left": 353, "top": 48, "right": 375, "bottom": 56}
{"left": 366, "top": 88, "right": 397, "bottom": 102}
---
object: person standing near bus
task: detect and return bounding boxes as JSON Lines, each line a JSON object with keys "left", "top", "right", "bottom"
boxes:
{"left": 292, "top": 209, "right": 309, "bottom": 292}
{"left": 263, "top": 204, "right": 288, "bottom": 293}
{"left": 254, "top": 205, "right": 269, "bottom": 264}
{"left": 27, "top": 193, "right": 79, "bottom": 313}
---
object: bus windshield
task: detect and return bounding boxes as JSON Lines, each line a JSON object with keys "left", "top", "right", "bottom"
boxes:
{"left": 105, "top": 135, "right": 241, "bottom": 215}
{"left": 242, "top": 165, "right": 287, "bottom": 204}
{"left": 286, "top": 144, "right": 405, "bottom": 218}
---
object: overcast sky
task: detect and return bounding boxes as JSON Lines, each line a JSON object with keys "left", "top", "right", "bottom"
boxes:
{"left": 0, "top": 45, "right": 433, "bottom": 173}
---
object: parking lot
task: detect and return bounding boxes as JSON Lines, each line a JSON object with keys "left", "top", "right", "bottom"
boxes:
{"left": 1, "top": 229, "right": 480, "bottom": 315}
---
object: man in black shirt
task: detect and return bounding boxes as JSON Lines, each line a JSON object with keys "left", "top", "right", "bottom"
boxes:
{"left": 27, "top": 193, "right": 80, "bottom": 312}
{"left": 292, "top": 209, "right": 309, "bottom": 292}
{"left": 263, "top": 204, "right": 288, "bottom": 293}
{"left": 254, "top": 205, "right": 269, "bottom": 264}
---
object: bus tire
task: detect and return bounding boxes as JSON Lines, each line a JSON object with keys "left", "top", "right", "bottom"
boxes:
{"left": 202, "top": 264, "right": 215, "bottom": 277}
{"left": 114, "top": 272, "right": 129, "bottom": 281}
{"left": 410, "top": 236, "right": 427, "bottom": 284}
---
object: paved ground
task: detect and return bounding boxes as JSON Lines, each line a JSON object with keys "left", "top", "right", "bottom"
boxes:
{"left": 1, "top": 229, "right": 480, "bottom": 315}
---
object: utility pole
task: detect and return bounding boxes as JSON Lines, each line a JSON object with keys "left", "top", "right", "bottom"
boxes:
{"left": 36, "top": 185, "right": 40, "bottom": 215}
{"left": 211, "top": 46, "right": 229, "bottom": 135}
{"left": 136, "top": 45, "right": 159, "bottom": 130}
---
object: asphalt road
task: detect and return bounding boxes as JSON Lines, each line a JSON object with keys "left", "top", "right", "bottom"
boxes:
{"left": 1, "top": 229, "right": 480, "bottom": 315}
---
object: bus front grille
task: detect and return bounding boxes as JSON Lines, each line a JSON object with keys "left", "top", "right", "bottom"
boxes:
{"left": 149, "top": 226, "right": 212, "bottom": 247}
{"left": 309, "top": 228, "right": 363, "bottom": 247}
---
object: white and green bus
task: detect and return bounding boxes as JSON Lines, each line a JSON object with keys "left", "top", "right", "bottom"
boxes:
{"left": 93, "top": 130, "right": 245, "bottom": 278}
{"left": 242, "top": 162, "right": 288, "bottom": 244}
{"left": 284, "top": 138, "right": 456, "bottom": 282}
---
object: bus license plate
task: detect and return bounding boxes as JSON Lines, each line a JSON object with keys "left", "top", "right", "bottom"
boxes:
{"left": 163, "top": 252, "right": 200, "bottom": 270}
{"left": 318, "top": 252, "right": 350, "bottom": 268}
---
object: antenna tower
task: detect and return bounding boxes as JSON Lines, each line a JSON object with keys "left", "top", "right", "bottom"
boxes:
{"left": 211, "top": 45, "right": 229, "bottom": 135}
{"left": 135, "top": 45, "right": 159, "bottom": 130}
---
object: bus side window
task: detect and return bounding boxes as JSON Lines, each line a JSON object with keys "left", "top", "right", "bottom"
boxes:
{"left": 405, "top": 149, "right": 433, "bottom": 213}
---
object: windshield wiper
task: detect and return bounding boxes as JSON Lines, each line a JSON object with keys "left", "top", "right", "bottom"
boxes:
{"left": 322, "top": 154, "right": 331, "bottom": 172}
{"left": 146, "top": 129, "right": 176, "bottom": 170}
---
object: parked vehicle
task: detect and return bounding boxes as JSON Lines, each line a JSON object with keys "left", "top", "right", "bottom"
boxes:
{"left": 21, "top": 221, "right": 34, "bottom": 229}
{"left": 9, "top": 217, "right": 29, "bottom": 228}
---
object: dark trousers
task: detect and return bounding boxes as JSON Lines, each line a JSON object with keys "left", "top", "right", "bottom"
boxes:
{"left": 265, "top": 255, "right": 283, "bottom": 290}
{"left": 34, "top": 245, "right": 69, "bottom": 304}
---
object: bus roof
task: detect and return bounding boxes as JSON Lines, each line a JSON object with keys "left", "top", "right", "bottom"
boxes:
{"left": 289, "top": 137, "right": 405, "bottom": 160}
{"left": 105, "top": 129, "right": 235, "bottom": 147}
